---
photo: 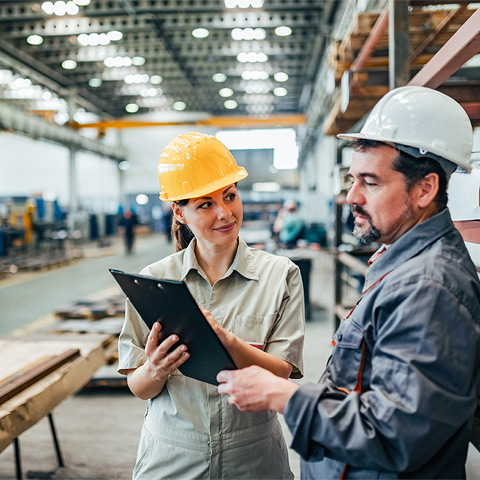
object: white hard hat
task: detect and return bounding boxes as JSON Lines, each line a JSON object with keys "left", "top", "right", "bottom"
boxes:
{"left": 337, "top": 86, "right": 473, "bottom": 172}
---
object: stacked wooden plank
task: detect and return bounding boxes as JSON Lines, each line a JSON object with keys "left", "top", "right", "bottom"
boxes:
{"left": 324, "top": 6, "right": 478, "bottom": 135}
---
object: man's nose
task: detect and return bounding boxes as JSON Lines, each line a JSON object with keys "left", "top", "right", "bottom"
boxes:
{"left": 346, "top": 183, "right": 364, "bottom": 206}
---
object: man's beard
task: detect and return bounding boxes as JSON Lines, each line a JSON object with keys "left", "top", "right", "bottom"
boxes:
{"left": 351, "top": 206, "right": 381, "bottom": 244}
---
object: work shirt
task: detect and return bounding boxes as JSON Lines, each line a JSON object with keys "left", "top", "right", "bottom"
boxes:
{"left": 118, "top": 237, "right": 305, "bottom": 479}
{"left": 284, "top": 209, "right": 480, "bottom": 479}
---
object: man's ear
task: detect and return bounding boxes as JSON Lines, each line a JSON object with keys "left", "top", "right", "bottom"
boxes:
{"left": 416, "top": 173, "right": 439, "bottom": 209}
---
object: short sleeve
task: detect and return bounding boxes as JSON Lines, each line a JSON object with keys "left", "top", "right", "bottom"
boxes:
{"left": 265, "top": 261, "right": 305, "bottom": 378}
{"left": 117, "top": 299, "right": 150, "bottom": 375}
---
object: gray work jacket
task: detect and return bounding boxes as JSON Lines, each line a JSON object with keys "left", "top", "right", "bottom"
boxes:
{"left": 285, "top": 209, "right": 480, "bottom": 479}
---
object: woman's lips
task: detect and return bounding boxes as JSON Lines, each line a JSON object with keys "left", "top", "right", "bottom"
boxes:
{"left": 215, "top": 222, "right": 235, "bottom": 233}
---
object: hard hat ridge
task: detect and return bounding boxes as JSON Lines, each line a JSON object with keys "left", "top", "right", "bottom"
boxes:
{"left": 158, "top": 132, "right": 248, "bottom": 201}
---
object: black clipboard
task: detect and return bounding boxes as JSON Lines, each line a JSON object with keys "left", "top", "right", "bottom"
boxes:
{"left": 110, "top": 269, "right": 237, "bottom": 385}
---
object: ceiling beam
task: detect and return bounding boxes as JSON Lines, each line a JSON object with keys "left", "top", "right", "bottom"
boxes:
{"left": 408, "top": 8, "right": 480, "bottom": 89}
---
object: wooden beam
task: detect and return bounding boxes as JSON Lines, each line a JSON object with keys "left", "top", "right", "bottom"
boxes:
{"left": 389, "top": 0, "right": 410, "bottom": 88}
{"left": 0, "top": 349, "right": 80, "bottom": 405}
{"left": 351, "top": 6, "right": 389, "bottom": 72}
{"left": 408, "top": 8, "right": 480, "bottom": 88}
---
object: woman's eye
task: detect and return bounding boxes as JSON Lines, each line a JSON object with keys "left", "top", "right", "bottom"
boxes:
{"left": 199, "top": 202, "right": 211, "bottom": 209}
{"left": 226, "top": 193, "right": 236, "bottom": 201}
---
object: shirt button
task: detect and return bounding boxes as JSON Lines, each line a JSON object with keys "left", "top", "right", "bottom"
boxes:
{"left": 337, "top": 334, "right": 343, "bottom": 341}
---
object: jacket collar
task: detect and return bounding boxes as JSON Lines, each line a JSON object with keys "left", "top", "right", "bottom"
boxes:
{"left": 364, "top": 209, "right": 455, "bottom": 291}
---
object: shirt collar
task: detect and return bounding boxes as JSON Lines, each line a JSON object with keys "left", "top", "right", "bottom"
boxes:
{"left": 180, "top": 236, "right": 259, "bottom": 282}
{"left": 364, "top": 209, "right": 456, "bottom": 290}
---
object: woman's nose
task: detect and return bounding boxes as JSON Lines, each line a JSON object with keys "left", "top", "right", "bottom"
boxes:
{"left": 216, "top": 203, "right": 230, "bottom": 219}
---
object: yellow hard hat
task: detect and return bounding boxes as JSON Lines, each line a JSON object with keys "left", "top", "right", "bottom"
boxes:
{"left": 158, "top": 132, "right": 248, "bottom": 201}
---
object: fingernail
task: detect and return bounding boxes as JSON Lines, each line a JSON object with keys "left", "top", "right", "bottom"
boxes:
{"left": 171, "top": 335, "right": 178, "bottom": 342}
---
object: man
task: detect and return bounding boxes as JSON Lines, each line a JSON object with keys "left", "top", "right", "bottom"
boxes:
{"left": 273, "top": 200, "right": 306, "bottom": 248}
{"left": 217, "top": 86, "right": 480, "bottom": 478}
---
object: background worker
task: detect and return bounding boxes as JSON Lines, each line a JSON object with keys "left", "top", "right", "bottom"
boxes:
{"left": 117, "top": 132, "right": 304, "bottom": 479}
{"left": 273, "top": 200, "right": 306, "bottom": 249}
{"left": 217, "top": 86, "right": 480, "bottom": 479}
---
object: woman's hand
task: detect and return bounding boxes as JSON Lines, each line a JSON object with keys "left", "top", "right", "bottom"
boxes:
{"left": 144, "top": 322, "right": 190, "bottom": 378}
{"left": 200, "top": 307, "right": 235, "bottom": 347}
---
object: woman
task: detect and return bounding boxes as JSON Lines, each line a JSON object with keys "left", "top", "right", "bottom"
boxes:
{"left": 118, "top": 132, "right": 305, "bottom": 479}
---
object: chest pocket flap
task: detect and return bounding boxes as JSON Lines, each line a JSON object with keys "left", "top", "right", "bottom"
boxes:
{"left": 333, "top": 319, "right": 364, "bottom": 349}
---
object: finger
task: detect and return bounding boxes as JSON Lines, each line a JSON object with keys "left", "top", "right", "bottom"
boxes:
{"left": 145, "top": 322, "right": 161, "bottom": 356}
{"left": 217, "top": 369, "right": 234, "bottom": 384}
{"left": 151, "top": 334, "right": 179, "bottom": 363}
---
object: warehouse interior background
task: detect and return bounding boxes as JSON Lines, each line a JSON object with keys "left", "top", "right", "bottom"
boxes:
{"left": 0, "top": 0, "right": 480, "bottom": 478}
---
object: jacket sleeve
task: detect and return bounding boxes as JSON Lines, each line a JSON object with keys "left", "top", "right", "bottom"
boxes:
{"left": 284, "top": 278, "right": 480, "bottom": 472}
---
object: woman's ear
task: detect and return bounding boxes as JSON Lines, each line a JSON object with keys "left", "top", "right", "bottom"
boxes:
{"left": 172, "top": 203, "right": 185, "bottom": 224}
{"left": 416, "top": 173, "right": 439, "bottom": 209}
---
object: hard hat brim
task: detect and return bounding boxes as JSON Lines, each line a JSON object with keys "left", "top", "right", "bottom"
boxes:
{"left": 160, "top": 167, "right": 248, "bottom": 202}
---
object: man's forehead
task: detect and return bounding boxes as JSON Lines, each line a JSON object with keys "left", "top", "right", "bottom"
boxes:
{"left": 349, "top": 147, "right": 397, "bottom": 175}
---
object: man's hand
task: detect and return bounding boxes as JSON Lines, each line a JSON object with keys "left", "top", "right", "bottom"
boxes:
{"left": 217, "top": 365, "right": 298, "bottom": 414}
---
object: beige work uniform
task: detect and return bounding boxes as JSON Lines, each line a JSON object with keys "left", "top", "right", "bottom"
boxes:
{"left": 118, "top": 237, "right": 305, "bottom": 479}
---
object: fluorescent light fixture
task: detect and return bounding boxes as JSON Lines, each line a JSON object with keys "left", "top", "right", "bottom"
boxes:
{"left": 273, "top": 87, "right": 287, "bottom": 97}
{"left": 41, "top": 2, "right": 54, "bottom": 15}
{"left": 150, "top": 75, "right": 163, "bottom": 84}
{"left": 237, "top": 52, "right": 268, "bottom": 63}
{"left": 27, "top": 35, "right": 44, "bottom": 45}
{"left": 62, "top": 59, "right": 77, "bottom": 69}
{"left": 104, "top": 56, "right": 133, "bottom": 67}
{"left": 252, "top": 182, "right": 281, "bottom": 192}
{"left": 173, "top": 101, "right": 187, "bottom": 111}
{"left": 224, "top": 0, "right": 263, "bottom": 7}
{"left": 219, "top": 88, "right": 234, "bottom": 97}
{"left": 125, "top": 103, "right": 139, "bottom": 113}
{"left": 217, "top": 128, "right": 299, "bottom": 169}
{"left": 224, "top": 100, "right": 238, "bottom": 109}
{"left": 88, "top": 78, "right": 102, "bottom": 87}
{"left": 107, "top": 30, "right": 123, "bottom": 41}
{"left": 212, "top": 73, "right": 227, "bottom": 83}
{"left": 274, "top": 72, "right": 289, "bottom": 82}
{"left": 132, "top": 56, "right": 146, "bottom": 66}
{"left": 192, "top": 28, "right": 209, "bottom": 39}
{"left": 275, "top": 26, "right": 292, "bottom": 37}
{"left": 136, "top": 194, "right": 149, "bottom": 205}
{"left": 241, "top": 70, "right": 269, "bottom": 80}
{"left": 118, "top": 161, "right": 130, "bottom": 171}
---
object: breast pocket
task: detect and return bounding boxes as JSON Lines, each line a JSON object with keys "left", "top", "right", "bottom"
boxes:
{"left": 231, "top": 314, "right": 276, "bottom": 350}
{"left": 329, "top": 319, "right": 365, "bottom": 391}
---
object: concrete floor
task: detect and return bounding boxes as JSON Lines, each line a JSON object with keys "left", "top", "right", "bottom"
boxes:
{"left": 0, "top": 233, "right": 479, "bottom": 479}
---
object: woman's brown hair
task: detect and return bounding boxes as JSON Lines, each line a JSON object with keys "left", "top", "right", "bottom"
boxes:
{"left": 171, "top": 199, "right": 195, "bottom": 252}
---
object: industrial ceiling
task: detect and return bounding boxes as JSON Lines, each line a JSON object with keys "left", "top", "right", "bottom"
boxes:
{"left": 0, "top": 0, "right": 344, "bottom": 127}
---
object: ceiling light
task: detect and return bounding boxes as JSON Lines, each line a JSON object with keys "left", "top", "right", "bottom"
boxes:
{"left": 89, "top": 78, "right": 102, "bottom": 87}
{"left": 219, "top": 88, "right": 233, "bottom": 97}
{"left": 273, "top": 87, "right": 287, "bottom": 96}
{"left": 104, "top": 56, "right": 132, "bottom": 67}
{"left": 65, "top": 2, "right": 79, "bottom": 15}
{"left": 62, "top": 59, "right": 77, "bottom": 69}
{"left": 252, "top": 182, "right": 280, "bottom": 193}
{"left": 136, "top": 194, "right": 149, "bottom": 205}
{"left": 237, "top": 52, "right": 268, "bottom": 63}
{"left": 173, "top": 101, "right": 187, "bottom": 111}
{"left": 275, "top": 26, "right": 292, "bottom": 37}
{"left": 212, "top": 73, "right": 227, "bottom": 83}
{"left": 231, "top": 27, "right": 266, "bottom": 41}
{"left": 125, "top": 73, "right": 149, "bottom": 84}
{"left": 224, "top": 0, "right": 263, "bottom": 7}
{"left": 241, "top": 70, "right": 269, "bottom": 80}
{"left": 41, "top": 2, "right": 54, "bottom": 14}
{"left": 107, "top": 30, "right": 123, "bottom": 41}
{"left": 118, "top": 160, "right": 130, "bottom": 171}
{"left": 27, "top": 35, "right": 44, "bottom": 46}
{"left": 274, "top": 72, "right": 289, "bottom": 82}
{"left": 125, "top": 103, "right": 139, "bottom": 113}
{"left": 192, "top": 28, "right": 209, "bottom": 39}
{"left": 132, "top": 56, "right": 145, "bottom": 66}
{"left": 150, "top": 75, "right": 163, "bottom": 84}
{"left": 224, "top": 100, "right": 238, "bottom": 109}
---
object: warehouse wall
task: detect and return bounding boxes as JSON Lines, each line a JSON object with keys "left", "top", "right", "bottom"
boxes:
{"left": 0, "top": 131, "right": 121, "bottom": 213}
